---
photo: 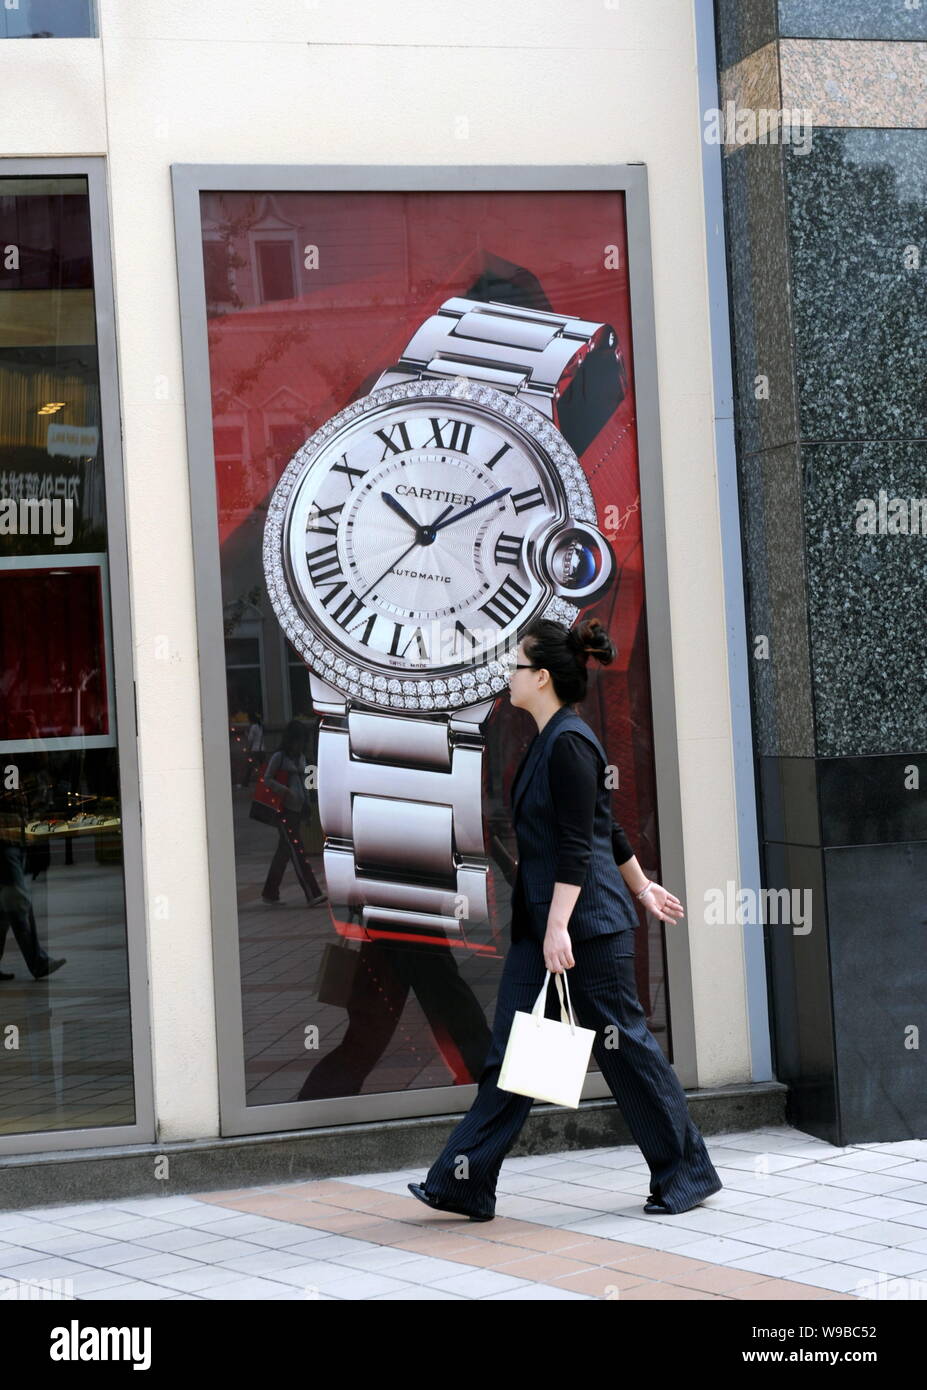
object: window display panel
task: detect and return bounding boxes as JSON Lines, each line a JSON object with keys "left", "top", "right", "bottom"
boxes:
{"left": 0, "top": 175, "right": 134, "bottom": 1135}
{"left": 198, "top": 188, "right": 669, "bottom": 1106}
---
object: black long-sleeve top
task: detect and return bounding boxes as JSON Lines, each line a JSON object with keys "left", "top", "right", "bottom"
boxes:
{"left": 513, "top": 729, "right": 635, "bottom": 887}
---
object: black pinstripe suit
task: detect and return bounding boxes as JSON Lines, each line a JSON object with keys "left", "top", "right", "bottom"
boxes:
{"left": 421, "top": 702, "right": 722, "bottom": 1217}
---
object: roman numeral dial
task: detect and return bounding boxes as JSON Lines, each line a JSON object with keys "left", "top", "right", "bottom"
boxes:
{"left": 510, "top": 485, "right": 546, "bottom": 514}
{"left": 493, "top": 532, "right": 522, "bottom": 567}
{"left": 305, "top": 543, "right": 342, "bottom": 587}
{"left": 388, "top": 623, "right": 428, "bottom": 661}
{"left": 304, "top": 543, "right": 377, "bottom": 637}
{"left": 306, "top": 501, "right": 344, "bottom": 536}
{"left": 478, "top": 573, "right": 531, "bottom": 626}
{"left": 279, "top": 396, "right": 560, "bottom": 674}
{"left": 373, "top": 422, "right": 412, "bottom": 458}
{"left": 330, "top": 455, "right": 368, "bottom": 488}
{"left": 424, "top": 417, "right": 474, "bottom": 454}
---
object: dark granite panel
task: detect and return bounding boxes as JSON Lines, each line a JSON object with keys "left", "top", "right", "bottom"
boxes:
{"left": 779, "top": 0, "right": 927, "bottom": 41}
{"left": 762, "top": 843, "right": 837, "bottom": 1138}
{"left": 803, "top": 439, "right": 927, "bottom": 756}
{"left": 762, "top": 754, "right": 927, "bottom": 848}
{"left": 824, "top": 842, "right": 927, "bottom": 1141}
{"left": 786, "top": 129, "right": 927, "bottom": 443}
{"left": 740, "top": 444, "right": 815, "bottom": 757}
{"left": 716, "top": 0, "right": 927, "bottom": 1149}
{"left": 760, "top": 756, "right": 821, "bottom": 844}
{"left": 722, "top": 142, "right": 799, "bottom": 457}
{"left": 715, "top": 0, "right": 779, "bottom": 69}
{"left": 818, "top": 754, "right": 927, "bottom": 847}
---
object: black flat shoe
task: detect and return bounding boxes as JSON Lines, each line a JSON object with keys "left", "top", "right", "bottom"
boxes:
{"left": 407, "top": 1182, "right": 494, "bottom": 1222}
{"left": 0, "top": 970, "right": 14, "bottom": 981}
{"left": 644, "top": 1175, "right": 723, "bottom": 1215}
{"left": 33, "top": 958, "right": 66, "bottom": 980}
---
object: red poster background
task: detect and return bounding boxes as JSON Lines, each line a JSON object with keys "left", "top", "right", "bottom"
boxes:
{"left": 206, "top": 189, "right": 660, "bottom": 897}
{"left": 202, "top": 190, "right": 666, "bottom": 1075}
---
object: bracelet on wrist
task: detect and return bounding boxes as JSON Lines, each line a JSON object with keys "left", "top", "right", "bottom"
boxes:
{"left": 634, "top": 879, "right": 653, "bottom": 900}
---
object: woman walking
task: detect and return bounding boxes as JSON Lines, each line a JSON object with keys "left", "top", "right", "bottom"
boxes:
{"left": 261, "top": 719, "right": 327, "bottom": 908}
{"left": 409, "top": 616, "right": 722, "bottom": 1220}
{"left": 239, "top": 711, "right": 265, "bottom": 788}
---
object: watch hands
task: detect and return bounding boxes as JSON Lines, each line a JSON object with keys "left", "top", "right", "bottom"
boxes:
{"left": 358, "top": 501, "right": 456, "bottom": 600}
{"left": 358, "top": 487, "right": 511, "bottom": 602}
{"left": 430, "top": 487, "right": 511, "bottom": 532}
{"left": 381, "top": 492, "right": 422, "bottom": 534}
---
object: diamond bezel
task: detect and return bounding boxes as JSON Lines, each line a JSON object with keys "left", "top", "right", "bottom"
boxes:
{"left": 262, "top": 378, "right": 587, "bottom": 710}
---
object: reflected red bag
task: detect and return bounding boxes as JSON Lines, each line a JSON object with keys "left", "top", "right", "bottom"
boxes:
{"left": 249, "top": 760, "right": 286, "bottom": 826}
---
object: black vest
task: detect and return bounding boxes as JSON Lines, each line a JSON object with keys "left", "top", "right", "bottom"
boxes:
{"left": 508, "top": 703, "right": 639, "bottom": 943}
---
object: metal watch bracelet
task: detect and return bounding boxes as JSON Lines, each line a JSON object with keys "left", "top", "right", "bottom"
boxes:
{"left": 372, "top": 296, "right": 616, "bottom": 448}
{"left": 316, "top": 297, "right": 611, "bottom": 944}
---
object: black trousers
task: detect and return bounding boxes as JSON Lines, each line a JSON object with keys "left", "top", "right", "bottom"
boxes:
{"left": 423, "top": 931, "right": 723, "bottom": 1217}
{"left": 296, "top": 939, "right": 493, "bottom": 1100}
{"left": 0, "top": 843, "right": 52, "bottom": 978}
{"left": 262, "top": 808, "right": 323, "bottom": 903}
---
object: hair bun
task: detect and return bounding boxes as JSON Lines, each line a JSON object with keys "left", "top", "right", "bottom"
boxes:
{"left": 571, "top": 617, "right": 615, "bottom": 666}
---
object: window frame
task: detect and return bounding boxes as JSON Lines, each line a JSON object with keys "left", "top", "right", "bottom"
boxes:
{"left": 0, "top": 157, "right": 154, "bottom": 1156}
{"left": 172, "top": 163, "right": 699, "bottom": 1137}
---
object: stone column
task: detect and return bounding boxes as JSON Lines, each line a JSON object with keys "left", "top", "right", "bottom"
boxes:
{"left": 714, "top": 0, "right": 927, "bottom": 1141}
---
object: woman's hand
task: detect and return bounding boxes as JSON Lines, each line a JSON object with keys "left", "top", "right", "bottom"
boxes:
{"left": 543, "top": 923, "right": 575, "bottom": 974}
{"left": 637, "top": 881, "right": 684, "bottom": 924}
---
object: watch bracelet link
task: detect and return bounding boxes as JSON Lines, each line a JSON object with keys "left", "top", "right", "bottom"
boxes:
{"left": 318, "top": 297, "right": 612, "bottom": 945}
{"left": 372, "top": 296, "right": 616, "bottom": 452}
{"left": 318, "top": 705, "right": 491, "bottom": 943}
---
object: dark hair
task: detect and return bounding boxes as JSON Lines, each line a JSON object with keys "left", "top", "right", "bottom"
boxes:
{"left": 519, "top": 616, "right": 615, "bottom": 705}
{"left": 278, "top": 719, "right": 306, "bottom": 760}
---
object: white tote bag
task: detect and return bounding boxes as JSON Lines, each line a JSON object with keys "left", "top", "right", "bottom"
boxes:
{"left": 498, "top": 970, "right": 596, "bottom": 1109}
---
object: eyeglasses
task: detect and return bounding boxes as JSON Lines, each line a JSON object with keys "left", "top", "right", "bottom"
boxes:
{"left": 506, "top": 663, "right": 539, "bottom": 677}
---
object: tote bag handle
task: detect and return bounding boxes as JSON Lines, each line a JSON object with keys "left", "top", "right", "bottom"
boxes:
{"left": 530, "top": 970, "right": 579, "bottom": 1035}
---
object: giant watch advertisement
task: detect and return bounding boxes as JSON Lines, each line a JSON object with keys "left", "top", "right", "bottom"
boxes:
{"left": 177, "top": 172, "right": 670, "bottom": 1121}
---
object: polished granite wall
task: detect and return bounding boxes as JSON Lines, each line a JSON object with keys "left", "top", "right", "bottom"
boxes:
{"left": 717, "top": 0, "right": 927, "bottom": 62}
{"left": 714, "top": 1, "right": 927, "bottom": 1141}
{"left": 779, "top": 0, "right": 927, "bottom": 40}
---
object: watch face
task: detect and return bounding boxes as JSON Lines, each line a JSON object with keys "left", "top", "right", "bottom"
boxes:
{"left": 263, "top": 378, "right": 594, "bottom": 711}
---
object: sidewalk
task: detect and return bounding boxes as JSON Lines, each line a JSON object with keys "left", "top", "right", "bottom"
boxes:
{"left": 2, "top": 1126, "right": 927, "bottom": 1300}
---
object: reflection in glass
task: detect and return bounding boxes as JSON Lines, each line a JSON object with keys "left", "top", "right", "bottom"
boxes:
{"left": 199, "top": 190, "right": 668, "bottom": 1108}
{"left": 0, "top": 176, "right": 133, "bottom": 1135}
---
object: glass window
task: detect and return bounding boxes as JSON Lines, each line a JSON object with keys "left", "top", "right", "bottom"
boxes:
{"left": 0, "top": 0, "right": 96, "bottom": 38}
{"left": 0, "top": 174, "right": 134, "bottom": 1136}
{"left": 194, "top": 187, "right": 670, "bottom": 1115}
